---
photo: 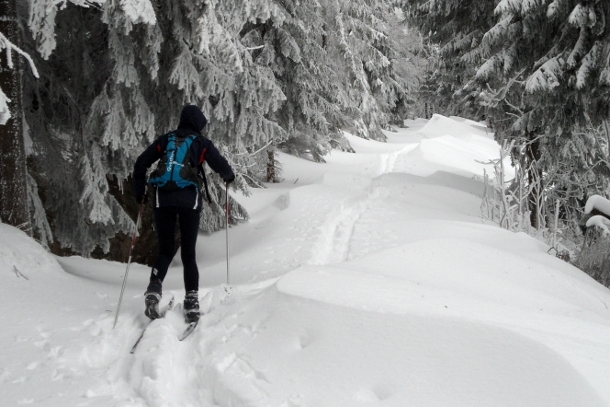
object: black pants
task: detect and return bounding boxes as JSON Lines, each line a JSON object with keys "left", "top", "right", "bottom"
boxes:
{"left": 151, "top": 206, "right": 200, "bottom": 292}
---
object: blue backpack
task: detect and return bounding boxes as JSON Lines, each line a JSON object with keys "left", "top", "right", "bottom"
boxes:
{"left": 148, "top": 133, "right": 202, "bottom": 191}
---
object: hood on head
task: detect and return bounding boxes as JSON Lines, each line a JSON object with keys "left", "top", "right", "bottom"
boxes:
{"left": 178, "top": 105, "right": 208, "bottom": 133}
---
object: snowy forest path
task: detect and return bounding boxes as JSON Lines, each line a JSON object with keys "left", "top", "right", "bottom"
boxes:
{"left": 89, "top": 131, "right": 432, "bottom": 406}
{"left": 306, "top": 142, "right": 418, "bottom": 266}
{"left": 35, "top": 120, "right": 610, "bottom": 407}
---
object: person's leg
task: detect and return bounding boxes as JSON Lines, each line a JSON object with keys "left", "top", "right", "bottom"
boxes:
{"left": 177, "top": 207, "right": 200, "bottom": 292}
{"left": 150, "top": 206, "right": 178, "bottom": 284}
{"left": 145, "top": 207, "right": 177, "bottom": 319}
{"left": 177, "top": 207, "right": 201, "bottom": 322}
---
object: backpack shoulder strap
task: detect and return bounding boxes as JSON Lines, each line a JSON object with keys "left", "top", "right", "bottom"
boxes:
{"left": 189, "top": 135, "right": 212, "bottom": 204}
{"left": 183, "top": 134, "right": 212, "bottom": 204}
{"left": 156, "top": 133, "right": 175, "bottom": 152}
{"left": 198, "top": 163, "right": 213, "bottom": 204}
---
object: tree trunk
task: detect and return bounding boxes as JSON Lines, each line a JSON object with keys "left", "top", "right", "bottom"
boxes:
{"left": 267, "top": 148, "right": 276, "bottom": 183}
{"left": 0, "top": 0, "right": 30, "bottom": 232}
{"left": 525, "top": 131, "right": 543, "bottom": 229}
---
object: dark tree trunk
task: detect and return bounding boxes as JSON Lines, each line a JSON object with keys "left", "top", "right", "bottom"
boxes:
{"left": 0, "top": 0, "right": 30, "bottom": 232}
{"left": 267, "top": 148, "right": 276, "bottom": 183}
{"left": 525, "top": 131, "right": 543, "bottom": 229}
{"left": 89, "top": 175, "right": 161, "bottom": 267}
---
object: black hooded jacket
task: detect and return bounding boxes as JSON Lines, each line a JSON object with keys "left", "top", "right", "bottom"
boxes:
{"left": 133, "top": 105, "right": 234, "bottom": 209}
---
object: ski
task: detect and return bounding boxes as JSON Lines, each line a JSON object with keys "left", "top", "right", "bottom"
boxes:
{"left": 178, "top": 321, "right": 198, "bottom": 341}
{"left": 130, "top": 295, "right": 175, "bottom": 354}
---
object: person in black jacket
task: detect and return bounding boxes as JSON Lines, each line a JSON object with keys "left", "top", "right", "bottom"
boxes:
{"left": 133, "top": 105, "right": 235, "bottom": 323}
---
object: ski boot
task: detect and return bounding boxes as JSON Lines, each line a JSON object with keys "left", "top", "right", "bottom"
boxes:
{"left": 183, "top": 290, "right": 200, "bottom": 323}
{"left": 144, "top": 279, "right": 162, "bottom": 320}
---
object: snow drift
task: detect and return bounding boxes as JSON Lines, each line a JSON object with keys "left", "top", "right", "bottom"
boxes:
{"left": 1, "top": 115, "right": 609, "bottom": 407}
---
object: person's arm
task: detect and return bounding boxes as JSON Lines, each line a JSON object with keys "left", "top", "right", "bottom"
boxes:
{"left": 133, "top": 136, "right": 165, "bottom": 202}
{"left": 199, "top": 138, "right": 235, "bottom": 183}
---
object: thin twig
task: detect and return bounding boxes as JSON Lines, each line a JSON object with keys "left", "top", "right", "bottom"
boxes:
{"left": 13, "top": 266, "right": 29, "bottom": 280}
{"left": 234, "top": 140, "right": 274, "bottom": 156}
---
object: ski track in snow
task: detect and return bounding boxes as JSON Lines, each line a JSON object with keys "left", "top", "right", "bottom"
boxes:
{"left": 73, "top": 136, "right": 426, "bottom": 407}
{"left": 310, "top": 142, "right": 416, "bottom": 266}
{"left": 6, "top": 117, "right": 610, "bottom": 407}
{"left": 308, "top": 184, "right": 376, "bottom": 266}
{"left": 72, "top": 125, "right": 610, "bottom": 406}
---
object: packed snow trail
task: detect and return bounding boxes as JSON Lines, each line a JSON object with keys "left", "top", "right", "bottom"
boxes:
{"left": 2, "top": 115, "right": 610, "bottom": 406}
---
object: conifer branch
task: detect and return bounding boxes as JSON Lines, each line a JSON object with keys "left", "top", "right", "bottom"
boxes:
{"left": 0, "top": 32, "right": 39, "bottom": 78}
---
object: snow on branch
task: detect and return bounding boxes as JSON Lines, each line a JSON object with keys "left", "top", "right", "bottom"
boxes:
{"left": 601, "top": 67, "right": 610, "bottom": 86}
{"left": 482, "top": 15, "right": 514, "bottom": 47}
{"left": 0, "top": 87, "right": 10, "bottom": 126}
{"left": 494, "top": 0, "right": 521, "bottom": 15}
{"left": 520, "top": 0, "right": 546, "bottom": 14}
{"left": 525, "top": 56, "right": 563, "bottom": 93}
{"left": 547, "top": 0, "right": 562, "bottom": 18}
{"left": 0, "top": 32, "right": 39, "bottom": 78}
{"left": 576, "top": 41, "right": 600, "bottom": 89}
{"left": 568, "top": 4, "right": 594, "bottom": 28}
{"left": 495, "top": 0, "right": 546, "bottom": 15}
{"left": 585, "top": 194, "right": 610, "bottom": 217}
{"left": 0, "top": 31, "right": 40, "bottom": 125}
{"left": 119, "top": 0, "right": 156, "bottom": 25}
{"left": 584, "top": 195, "right": 610, "bottom": 237}
{"left": 586, "top": 215, "right": 610, "bottom": 235}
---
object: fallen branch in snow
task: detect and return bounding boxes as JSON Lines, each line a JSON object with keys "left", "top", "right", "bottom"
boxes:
{"left": 13, "top": 266, "right": 29, "bottom": 280}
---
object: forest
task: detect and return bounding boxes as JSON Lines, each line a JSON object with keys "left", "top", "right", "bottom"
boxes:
{"left": 1, "top": 0, "right": 610, "bottom": 286}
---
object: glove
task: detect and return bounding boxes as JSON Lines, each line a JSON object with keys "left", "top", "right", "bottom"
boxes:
{"left": 133, "top": 178, "right": 147, "bottom": 204}
{"left": 223, "top": 172, "right": 235, "bottom": 185}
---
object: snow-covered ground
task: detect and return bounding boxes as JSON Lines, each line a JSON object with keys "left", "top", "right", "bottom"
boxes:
{"left": 2, "top": 114, "right": 610, "bottom": 407}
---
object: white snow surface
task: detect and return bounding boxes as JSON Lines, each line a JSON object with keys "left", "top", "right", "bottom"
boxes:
{"left": 120, "top": 0, "right": 156, "bottom": 25}
{"left": 585, "top": 194, "right": 610, "bottom": 217}
{"left": 2, "top": 115, "right": 610, "bottom": 406}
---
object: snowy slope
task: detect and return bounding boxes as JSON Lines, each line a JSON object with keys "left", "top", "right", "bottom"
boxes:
{"left": 1, "top": 114, "right": 610, "bottom": 406}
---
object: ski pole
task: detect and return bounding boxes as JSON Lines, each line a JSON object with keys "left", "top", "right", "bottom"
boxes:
{"left": 225, "top": 182, "right": 230, "bottom": 285}
{"left": 113, "top": 201, "right": 144, "bottom": 329}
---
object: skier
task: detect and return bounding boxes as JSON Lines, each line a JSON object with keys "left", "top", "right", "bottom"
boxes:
{"left": 132, "top": 105, "right": 235, "bottom": 323}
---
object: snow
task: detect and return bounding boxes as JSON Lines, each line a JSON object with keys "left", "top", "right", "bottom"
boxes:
{"left": 0, "top": 87, "right": 10, "bottom": 126}
{"left": 2, "top": 114, "right": 610, "bottom": 406}
{"left": 585, "top": 194, "right": 610, "bottom": 216}
{"left": 120, "top": 0, "right": 157, "bottom": 26}
{"left": 586, "top": 215, "right": 610, "bottom": 235}
{"left": 585, "top": 195, "right": 610, "bottom": 235}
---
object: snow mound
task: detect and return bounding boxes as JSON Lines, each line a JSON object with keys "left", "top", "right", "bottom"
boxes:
{"left": 277, "top": 236, "right": 609, "bottom": 317}
{"left": 417, "top": 114, "right": 490, "bottom": 139}
{"left": 5, "top": 115, "right": 610, "bottom": 407}
{"left": 390, "top": 135, "right": 501, "bottom": 178}
{"left": 0, "top": 223, "right": 63, "bottom": 277}
{"left": 449, "top": 115, "right": 491, "bottom": 133}
{"left": 199, "top": 283, "right": 608, "bottom": 407}
{"left": 269, "top": 237, "right": 610, "bottom": 406}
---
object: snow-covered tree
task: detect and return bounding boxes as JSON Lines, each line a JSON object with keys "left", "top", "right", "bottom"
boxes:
{"left": 0, "top": 0, "right": 38, "bottom": 234}
{"left": 475, "top": 0, "right": 610, "bottom": 229}
{"left": 12, "top": 0, "right": 420, "bottom": 262}
{"left": 409, "top": 0, "right": 497, "bottom": 119}
{"left": 410, "top": 0, "right": 610, "bottom": 230}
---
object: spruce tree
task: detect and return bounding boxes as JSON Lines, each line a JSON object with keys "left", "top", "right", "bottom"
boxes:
{"left": 475, "top": 0, "right": 610, "bottom": 227}
{"left": 410, "top": 0, "right": 610, "bottom": 229}
{"left": 0, "top": 0, "right": 32, "bottom": 233}
{"left": 409, "top": 0, "right": 496, "bottom": 119}
{"left": 15, "top": 0, "right": 420, "bottom": 261}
